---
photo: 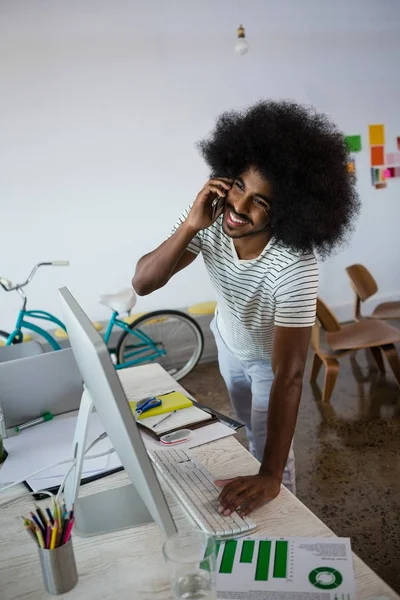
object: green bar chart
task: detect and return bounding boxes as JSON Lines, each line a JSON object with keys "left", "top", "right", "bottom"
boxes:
{"left": 216, "top": 536, "right": 355, "bottom": 599}
{"left": 255, "top": 541, "right": 272, "bottom": 581}
{"left": 273, "top": 541, "right": 288, "bottom": 578}
{"left": 240, "top": 540, "right": 255, "bottom": 564}
{"left": 218, "top": 539, "right": 287, "bottom": 581}
{"left": 219, "top": 540, "right": 237, "bottom": 574}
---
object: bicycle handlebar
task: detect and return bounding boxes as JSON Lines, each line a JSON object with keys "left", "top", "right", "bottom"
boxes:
{"left": 0, "top": 261, "right": 69, "bottom": 292}
{"left": 0, "top": 278, "right": 13, "bottom": 290}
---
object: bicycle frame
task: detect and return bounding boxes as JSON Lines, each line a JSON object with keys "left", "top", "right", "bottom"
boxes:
{"left": 104, "top": 311, "right": 166, "bottom": 370}
{"left": 1, "top": 261, "right": 167, "bottom": 367}
{"left": 6, "top": 308, "right": 66, "bottom": 350}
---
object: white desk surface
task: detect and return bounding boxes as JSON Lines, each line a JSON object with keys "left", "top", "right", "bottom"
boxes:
{"left": 0, "top": 364, "right": 397, "bottom": 600}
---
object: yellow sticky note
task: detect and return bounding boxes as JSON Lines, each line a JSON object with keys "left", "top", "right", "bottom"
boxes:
{"left": 369, "top": 124, "right": 385, "bottom": 146}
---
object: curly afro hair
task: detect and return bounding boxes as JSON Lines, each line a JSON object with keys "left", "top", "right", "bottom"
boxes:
{"left": 197, "top": 100, "right": 360, "bottom": 258}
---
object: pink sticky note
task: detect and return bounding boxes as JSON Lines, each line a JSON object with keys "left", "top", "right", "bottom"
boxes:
{"left": 386, "top": 153, "right": 395, "bottom": 165}
{"left": 383, "top": 168, "right": 392, "bottom": 178}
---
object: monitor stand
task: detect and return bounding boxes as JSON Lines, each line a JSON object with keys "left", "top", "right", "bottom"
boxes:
{"left": 63, "top": 388, "right": 154, "bottom": 537}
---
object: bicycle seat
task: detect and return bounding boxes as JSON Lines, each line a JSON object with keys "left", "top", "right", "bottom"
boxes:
{"left": 99, "top": 289, "right": 137, "bottom": 314}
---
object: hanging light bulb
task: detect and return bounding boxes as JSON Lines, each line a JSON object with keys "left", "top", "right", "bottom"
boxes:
{"left": 235, "top": 24, "right": 249, "bottom": 55}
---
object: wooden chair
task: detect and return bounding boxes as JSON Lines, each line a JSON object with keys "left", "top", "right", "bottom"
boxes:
{"left": 346, "top": 264, "right": 400, "bottom": 321}
{"left": 310, "top": 297, "right": 400, "bottom": 402}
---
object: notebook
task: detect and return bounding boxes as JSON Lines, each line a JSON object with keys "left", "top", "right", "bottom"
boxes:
{"left": 136, "top": 406, "right": 213, "bottom": 436}
{"left": 129, "top": 391, "right": 193, "bottom": 419}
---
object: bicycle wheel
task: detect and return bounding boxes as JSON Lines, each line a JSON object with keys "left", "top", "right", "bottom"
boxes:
{"left": 116, "top": 310, "right": 204, "bottom": 381}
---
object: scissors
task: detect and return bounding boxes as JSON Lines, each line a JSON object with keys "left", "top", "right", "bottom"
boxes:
{"left": 135, "top": 397, "right": 162, "bottom": 418}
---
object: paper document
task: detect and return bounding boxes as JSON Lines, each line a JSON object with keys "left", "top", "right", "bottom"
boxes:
{"left": 117, "top": 366, "right": 176, "bottom": 401}
{"left": 216, "top": 537, "right": 356, "bottom": 599}
{"left": 24, "top": 423, "right": 235, "bottom": 491}
{"left": 0, "top": 413, "right": 108, "bottom": 485}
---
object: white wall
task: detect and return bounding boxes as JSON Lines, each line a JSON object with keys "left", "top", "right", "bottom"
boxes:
{"left": 1, "top": 0, "right": 399, "bottom": 331}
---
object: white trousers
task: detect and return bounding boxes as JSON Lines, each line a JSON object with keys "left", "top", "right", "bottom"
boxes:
{"left": 211, "top": 319, "right": 296, "bottom": 494}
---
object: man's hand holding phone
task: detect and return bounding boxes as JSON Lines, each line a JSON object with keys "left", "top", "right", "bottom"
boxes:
{"left": 186, "top": 178, "right": 232, "bottom": 233}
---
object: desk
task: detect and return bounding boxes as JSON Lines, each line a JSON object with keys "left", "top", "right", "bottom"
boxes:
{"left": 0, "top": 364, "right": 398, "bottom": 600}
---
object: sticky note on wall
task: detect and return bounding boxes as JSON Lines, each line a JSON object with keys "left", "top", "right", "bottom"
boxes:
{"left": 345, "top": 135, "right": 362, "bottom": 153}
{"left": 384, "top": 168, "right": 395, "bottom": 178}
{"left": 371, "top": 168, "right": 381, "bottom": 184}
{"left": 369, "top": 124, "right": 385, "bottom": 145}
{"left": 371, "top": 146, "right": 385, "bottom": 166}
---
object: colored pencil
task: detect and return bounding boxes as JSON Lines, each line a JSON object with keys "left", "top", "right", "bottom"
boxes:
{"left": 46, "top": 507, "right": 55, "bottom": 526}
{"left": 50, "top": 524, "right": 58, "bottom": 550}
{"left": 64, "top": 518, "right": 75, "bottom": 544}
{"left": 45, "top": 525, "right": 51, "bottom": 549}
{"left": 30, "top": 512, "right": 45, "bottom": 536}
{"left": 34, "top": 504, "right": 48, "bottom": 530}
{"left": 55, "top": 519, "right": 63, "bottom": 548}
{"left": 34, "top": 526, "right": 45, "bottom": 549}
{"left": 24, "top": 524, "right": 37, "bottom": 544}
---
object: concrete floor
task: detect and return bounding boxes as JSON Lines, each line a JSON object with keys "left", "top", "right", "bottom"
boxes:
{"left": 183, "top": 347, "right": 400, "bottom": 593}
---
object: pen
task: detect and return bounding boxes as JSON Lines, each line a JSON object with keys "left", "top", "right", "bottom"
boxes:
{"left": 15, "top": 412, "right": 53, "bottom": 433}
{"left": 152, "top": 410, "right": 177, "bottom": 429}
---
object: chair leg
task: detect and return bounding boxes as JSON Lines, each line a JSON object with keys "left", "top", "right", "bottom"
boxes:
{"left": 381, "top": 344, "right": 400, "bottom": 387}
{"left": 369, "top": 347, "right": 386, "bottom": 375}
{"left": 322, "top": 358, "right": 340, "bottom": 402}
{"left": 310, "top": 353, "right": 323, "bottom": 383}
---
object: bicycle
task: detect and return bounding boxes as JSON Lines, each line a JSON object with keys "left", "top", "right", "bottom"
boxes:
{"left": 0, "top": 262, "right": 204, "bottom": 381}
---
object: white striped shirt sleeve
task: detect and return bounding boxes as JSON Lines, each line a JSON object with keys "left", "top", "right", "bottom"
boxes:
{"left": 273, "top": 254, "right": 318, "bottom": 327}
{"left": 170, "top": 206, "right": 203, "bottom": 255}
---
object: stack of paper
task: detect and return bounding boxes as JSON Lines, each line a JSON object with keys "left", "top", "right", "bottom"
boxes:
{"left": 0, "top": 414, "right": 109, "bottom": 485}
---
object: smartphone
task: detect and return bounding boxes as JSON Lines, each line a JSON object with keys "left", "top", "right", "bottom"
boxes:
{"left": 211, "top": 195, "right": 226, "bottom": 221}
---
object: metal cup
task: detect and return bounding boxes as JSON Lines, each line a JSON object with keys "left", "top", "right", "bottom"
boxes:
{"left": 38, "top": 538, "right": 78, "bottom": 595}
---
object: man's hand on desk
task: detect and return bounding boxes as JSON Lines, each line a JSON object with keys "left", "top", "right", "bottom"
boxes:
{"left": 214, "top": 474, "right": 281, "bottom": 516}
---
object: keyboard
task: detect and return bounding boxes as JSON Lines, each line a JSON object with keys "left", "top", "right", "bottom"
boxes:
{"left": 149, "top": 447, "right": 256, "bottom": 539}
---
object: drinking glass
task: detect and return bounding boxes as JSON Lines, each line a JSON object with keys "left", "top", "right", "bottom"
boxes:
{"left": 163, "top": 530, "right": 217, "bottom": 600}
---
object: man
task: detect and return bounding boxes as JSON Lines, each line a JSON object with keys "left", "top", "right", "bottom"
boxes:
{"left": 132, "top": 100, "right": 359, "bottom": 516}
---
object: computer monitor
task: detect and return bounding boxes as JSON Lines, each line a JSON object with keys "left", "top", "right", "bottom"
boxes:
{"left": 59, "top": 286, "right": 177, "bottom": 538}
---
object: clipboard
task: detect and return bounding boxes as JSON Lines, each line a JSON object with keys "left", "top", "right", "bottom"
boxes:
{"left": 136, "top": 410, "right": 219, "bottom": 441}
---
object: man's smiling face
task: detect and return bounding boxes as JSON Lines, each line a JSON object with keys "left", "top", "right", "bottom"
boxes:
{"left": 222, "top": 167, "right": 272, "bottom": 239}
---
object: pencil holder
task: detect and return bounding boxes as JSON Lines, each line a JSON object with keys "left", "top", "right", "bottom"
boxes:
{"left": 38, "top": 538, "right": 78, "bottom": 595}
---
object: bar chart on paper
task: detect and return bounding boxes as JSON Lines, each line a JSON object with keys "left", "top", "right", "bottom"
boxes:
{"left": 216, "top": 537, "right": 356, "bottom": 599}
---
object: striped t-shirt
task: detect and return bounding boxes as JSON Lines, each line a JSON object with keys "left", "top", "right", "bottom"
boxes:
{"left": 173, "top": 208, "right": 318, "bottom": 361}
